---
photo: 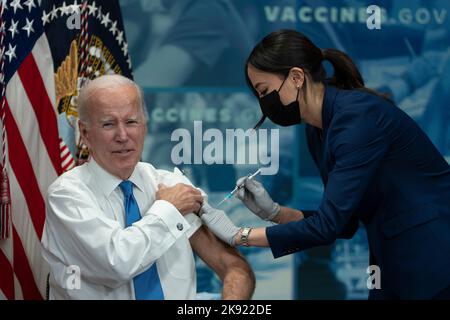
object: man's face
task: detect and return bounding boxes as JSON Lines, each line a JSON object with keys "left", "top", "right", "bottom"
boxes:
{"left": 79, "top": 85, "right": 147, "bottom": 180}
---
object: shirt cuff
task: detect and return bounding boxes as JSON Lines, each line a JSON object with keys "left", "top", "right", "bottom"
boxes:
{"left": 184, "top": 213, "right": 202, "bottom": 238}
{"left": 145, "top": 200, "right": 191, "bottom": 239}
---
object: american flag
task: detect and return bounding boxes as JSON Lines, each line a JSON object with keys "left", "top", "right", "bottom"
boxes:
{"left": 0, "top": 0, "right": 74, "bottom": 299}
{"left": 0, "top": 0, "right": 132, "bottom": 299}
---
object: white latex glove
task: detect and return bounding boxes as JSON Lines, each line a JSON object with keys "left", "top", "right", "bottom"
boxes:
{"left": 235, "top": 176, "right": 280, "bottom": 221}
{"left": 200, "top": 202, "right": 240, "bottom": 246}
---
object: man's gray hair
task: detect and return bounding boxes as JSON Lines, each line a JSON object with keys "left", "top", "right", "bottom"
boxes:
{"left": 77, "top": 74, "right": 148, "bottom": 123}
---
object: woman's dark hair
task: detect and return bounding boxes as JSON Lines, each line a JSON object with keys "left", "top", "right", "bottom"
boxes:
{"left": 245, "top": 29, "right": 388, "bottom": 100}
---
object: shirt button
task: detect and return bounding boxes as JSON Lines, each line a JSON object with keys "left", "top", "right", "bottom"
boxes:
{"left": 177, "top": 223, "right": 184, "bottom": 231}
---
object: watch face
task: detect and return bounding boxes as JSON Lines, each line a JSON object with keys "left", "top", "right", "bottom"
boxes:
{"left": 240, "top": 227, "right": 251, "bottom": 246}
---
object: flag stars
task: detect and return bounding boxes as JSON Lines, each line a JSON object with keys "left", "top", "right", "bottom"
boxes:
{"left": 60, "top": 2, "right": 71, "bottom": 16}
{"left": 42, "top": 10, "right": 51, "bottom": 25}
{"left": 10, "top": 0, "right": 23, "bottom": 13}
{"left": 24, "top": 0, "right": 36, "bottom": 12}
{"left": 116, "top": 30, "right": 123, "bottom": 45}
{"left": 70, "top": 0, "right": 80, "bottom": 14}
{"left": 101, "top": 12, "right": 110, "bottom": 27}
{"left": 4, "top": 1, "right": 131, "bottom": 71}
{"left": 97, "top": 6, "right": 102, "bottom": 20}
{"left": 50, "top": 5, "right": 58, "bottom": 20}
{"left": 22, "top": 18, "right": 35, "bottom": 37}
{"left": 5, "top": 43, "right": 17, "bottom": 62}
{"left": 88, "top": 1, "right": 98, "bottom": 15}
{"left": 8, "top": 19, "right": 19, "bottom": 39}
{"left": 121, "top": 42, "right": 128, "bottom": 56}
{"left": 109, "top": 20, "right": 118, "bottom": 36}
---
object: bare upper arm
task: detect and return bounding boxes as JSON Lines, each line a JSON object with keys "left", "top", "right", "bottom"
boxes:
{"left": 189, "top": 225, "right": 250, "bottom": 280}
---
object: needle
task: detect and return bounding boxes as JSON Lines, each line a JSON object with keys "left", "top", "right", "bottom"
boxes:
{"left": 217, "top": 168, "right": 261, "bottom": 206}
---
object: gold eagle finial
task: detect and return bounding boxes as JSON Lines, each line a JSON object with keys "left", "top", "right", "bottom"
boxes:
{"left": 55, "top": 40, "right": 78, "bottom": 112}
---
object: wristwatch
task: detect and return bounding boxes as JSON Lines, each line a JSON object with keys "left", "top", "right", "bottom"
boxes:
{"left": 240, "top": 227, "right": 252, "bottom": 247}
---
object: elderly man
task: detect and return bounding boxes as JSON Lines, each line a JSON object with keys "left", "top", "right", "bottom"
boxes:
{"left": 41, "top": 75, "right": 254, "bottom": 300}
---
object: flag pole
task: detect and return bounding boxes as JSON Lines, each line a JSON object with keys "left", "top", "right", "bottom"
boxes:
{"left": 0, "top": 0, "right": 11, "bottom": 239}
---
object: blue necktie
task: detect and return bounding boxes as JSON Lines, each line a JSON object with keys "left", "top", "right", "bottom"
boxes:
{"left": 119, "top": 180, "right": 164, "bottom": 300}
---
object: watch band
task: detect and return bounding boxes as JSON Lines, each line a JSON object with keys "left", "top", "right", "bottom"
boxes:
{"left": 240, "top": 227, "right": 252, "bottom": 247}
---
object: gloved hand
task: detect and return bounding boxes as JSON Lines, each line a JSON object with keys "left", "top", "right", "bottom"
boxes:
{"left": 235, "top": 177, "right": 280, "bottom": 221}
{"left": 200, "top": 202, "right": 240, "bottom": 246}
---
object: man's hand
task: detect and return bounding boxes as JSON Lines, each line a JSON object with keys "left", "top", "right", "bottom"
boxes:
{"left": 156, "top": 183, "right": 203, "bottom": 215}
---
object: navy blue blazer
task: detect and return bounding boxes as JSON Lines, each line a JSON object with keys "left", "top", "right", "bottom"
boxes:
{"left": 266, "top": 84, "right": 450, "bottom": 299}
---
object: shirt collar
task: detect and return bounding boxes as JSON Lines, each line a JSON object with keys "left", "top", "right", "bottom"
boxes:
{"left": 128, "top": 165, "right": 146, "bottom": 193}
{"left": 86, "top": 158, "right": 145, "bottom": 197}
{"left": 321, "top": 84, "right": 339, "bottom": 133}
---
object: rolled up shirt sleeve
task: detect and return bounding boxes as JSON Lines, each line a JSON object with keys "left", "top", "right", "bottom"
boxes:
{"left": 156, "top": 168, "right": 204, "bottom": 237}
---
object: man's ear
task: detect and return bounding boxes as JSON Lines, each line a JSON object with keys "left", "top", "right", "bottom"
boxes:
{"left": 78, "top": 120, "right": 90, "bottom": 149}
{"left": 289, "top": 67, "right": 305, "bottom": 89}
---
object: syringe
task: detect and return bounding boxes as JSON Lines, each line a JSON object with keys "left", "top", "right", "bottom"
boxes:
{"left": 217, "top": 168, "right": 261, "bottom": 206}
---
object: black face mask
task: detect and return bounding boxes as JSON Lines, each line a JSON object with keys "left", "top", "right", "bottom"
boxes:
{"left": 258, "top": 77, "right": 301, "bottom": 127}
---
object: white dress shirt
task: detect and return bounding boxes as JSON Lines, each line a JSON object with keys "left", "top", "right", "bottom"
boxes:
{"left": 42, "top": 159, "right": 203, "bottom": 300}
